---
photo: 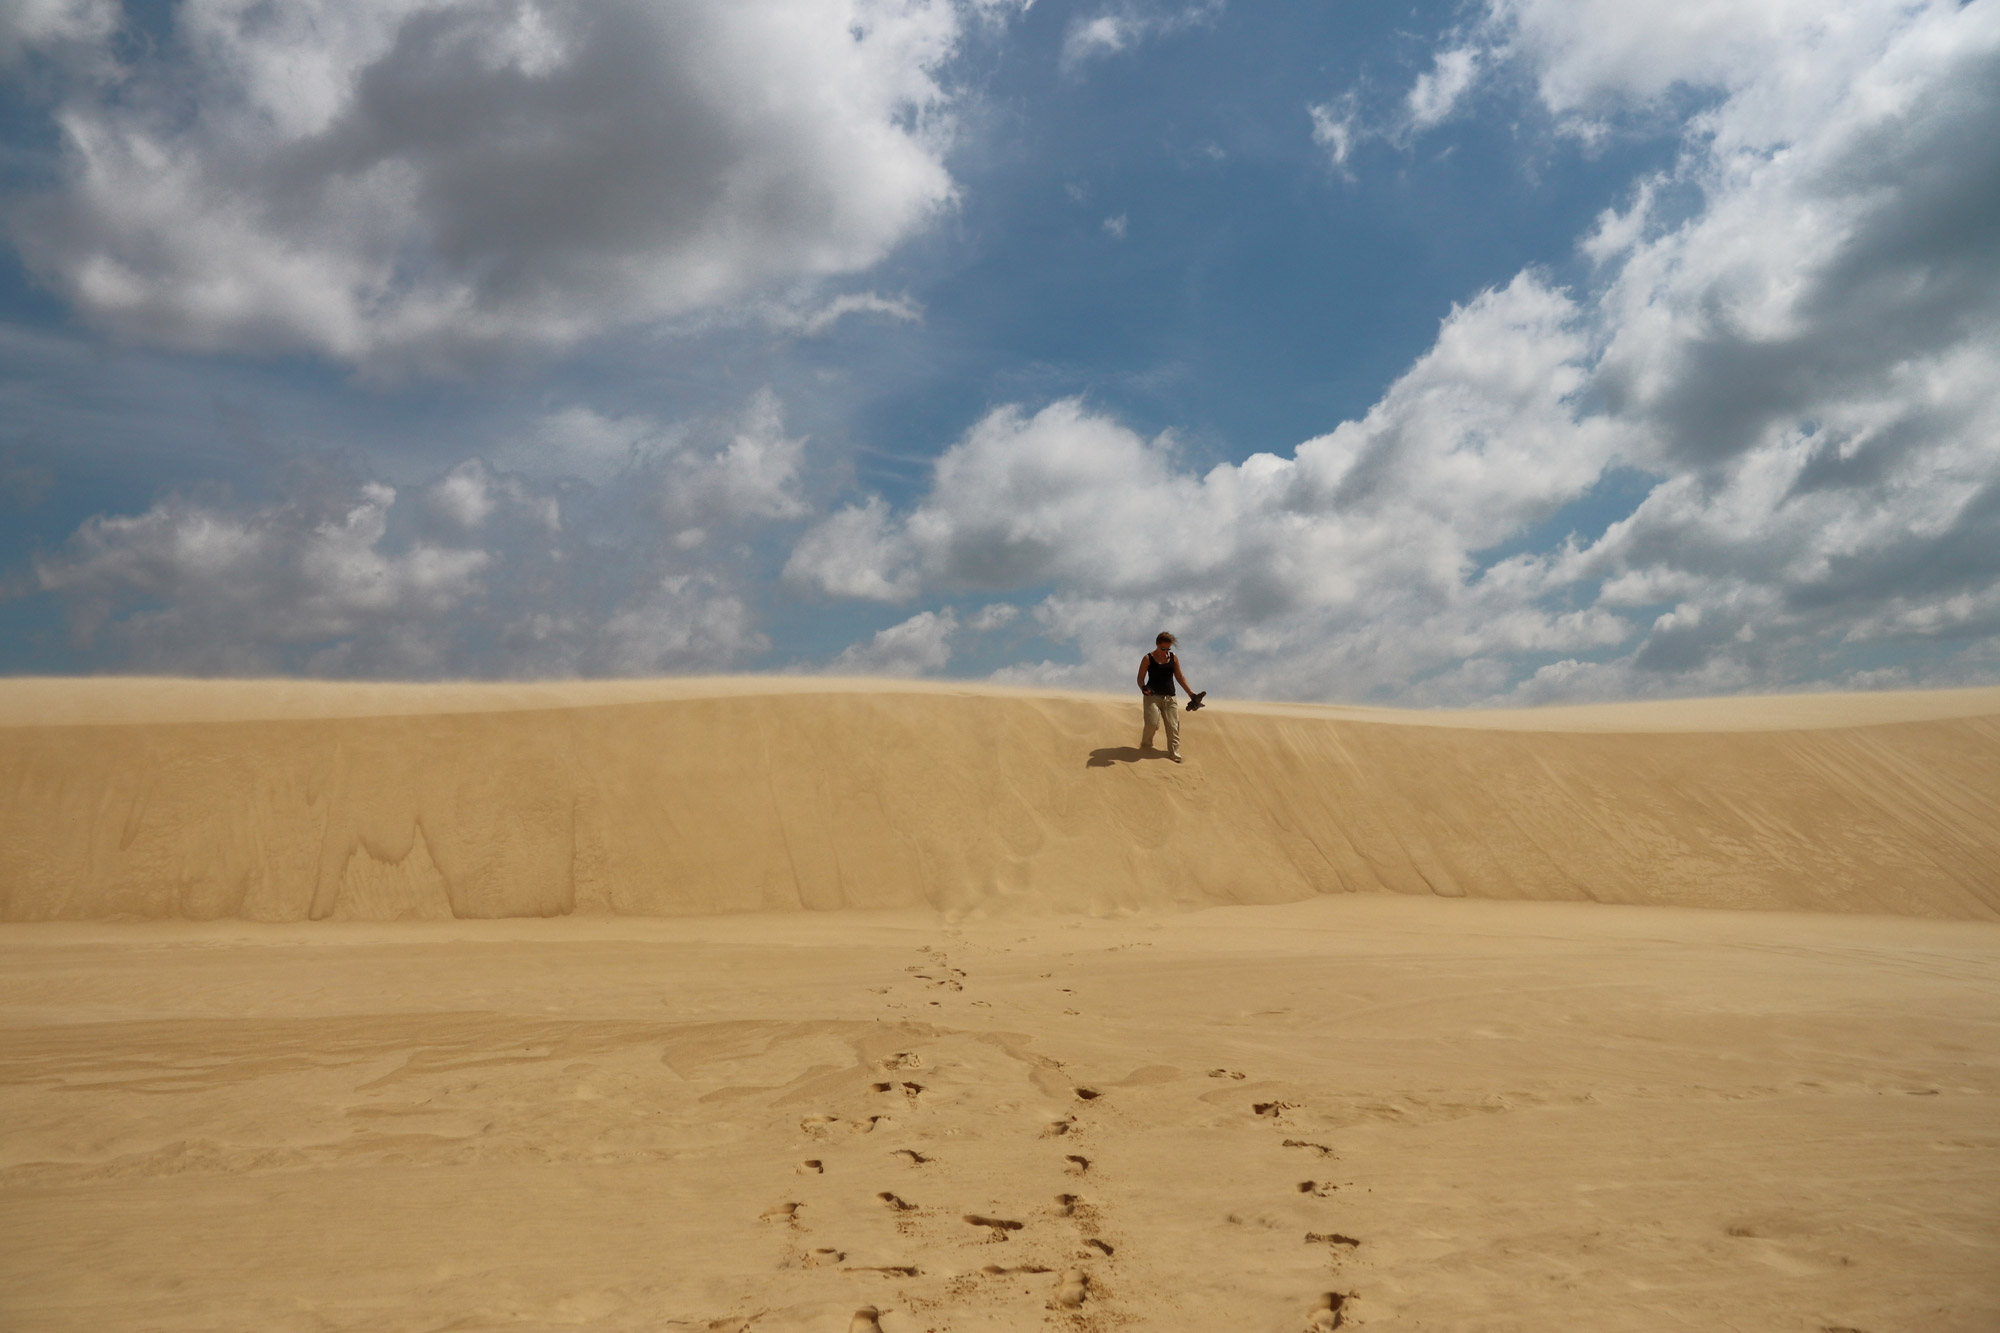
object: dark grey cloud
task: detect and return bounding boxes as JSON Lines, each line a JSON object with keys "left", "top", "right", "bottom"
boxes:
{"left": 8, "top": 0, "right": 965, "bottom": 369}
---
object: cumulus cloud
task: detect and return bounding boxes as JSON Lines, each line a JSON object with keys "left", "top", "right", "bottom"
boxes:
{"left": 498, "top": 390, "right": 808, "bottom": 536}
{"left": 792, "top": 0, "right": 2000, "bottom": 703}
{"left": 967, "top": 602, "right": 1021, "bottom": 632}
{"left": 831, "top": 608, "right": 957, "bottom": 676}
{"left": 25, "top": 386, "right": 821, "bottom": 678}
{"left": 656, "top": 389, "right": 810, "bottom": 535}
{"left": 785, "top": 496, "right": 920, "bottom": 602}
{"left": 35, "top": 482, "right": 490, "bottom": 674}
{"left": 7, "top": 0, "right": 969, "bottom": 370}
{"left": 599, "top": 576, "right": 767, "bottom": 676}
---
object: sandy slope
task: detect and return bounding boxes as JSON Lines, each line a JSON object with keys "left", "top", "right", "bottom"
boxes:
{"left": 3, "top": 678, "right": 1997, "bottom": 921}
{"left": 3, "top": 680, "right": 1998, "bottom": 1330}
{"left": 1, "top": 899, "right": 1995, "bottom": 1332}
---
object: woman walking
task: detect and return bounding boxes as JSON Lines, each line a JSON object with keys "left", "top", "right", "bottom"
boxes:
{"left": 1136, "top": 632, "right": 1197, "bottom": 762}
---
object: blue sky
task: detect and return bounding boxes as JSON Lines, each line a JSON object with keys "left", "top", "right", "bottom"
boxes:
{"left": 2, "top": 0, "right": 1997, "bottom": 703}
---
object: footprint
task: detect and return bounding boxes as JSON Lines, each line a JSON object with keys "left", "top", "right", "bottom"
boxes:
{"left": 892, "top": 1149, "right": 931, "bottom": 1166}
{"left": 851, "top": 1115, "right": 886, "bottom": 1135}
{"left": 871, "top": 1082, "right": 894, "bottom": 1093}
{"left": 796, "top": 1159, "right": 824, "bottom": 1175}
{"left": 1043, "top": 1117, "right": 1074, "bottom": 1137}
{"left": 878, "top": 1192, "right": 918, "bottom": 1212}
{"left": 759, "top": 1202, "right": 802, "bottom": 1224}
{"left": 1282, "top": 1139, "right": 1336, "bottom": 1158}
{"left": 1306, "top": 1291, "right": 1348, "bottom": 1330}
{"left": 982, "top": 1263, "right": 1053, "bottom": 1275}
{"left": 1305, "top": 1232, "right": 1361, "bottom": 1247}
{"left": 900, "top": 1081, "right": 925, "bottom": 1099}
{"left": 845, "top": 1264, "right": 920, "bottom": 1277}
{"left": 1297, "top": 1180, "right": 1335, "bottom": 1196}
{"left": 805, "top": 1247, "right": 845, "bottom": 1267}
{"left": 963, "top": 1214, "right": 1025, "bottom": 1240}
{"left": 1208, "top": 1069, "right": 1247, "bottom": 1080}
{"left": 881, "top": 1052, "right": 925, "bottom": 1071}
{"left": 1053, "top": 1193, "right": 1081, "bottom": 1217}
{"left": 801, "top": 1115, "right": 840, "bottom": 1138}
{"left": 1053, "top": 1269, "right": 1089, "bottom": 1309}
{"left": 1084, "top": 1238, "right": 1114, "bottom": 1256}
{"left": 848, "top": 1306, "right": 884, "bottom": 1333}
{"left": 1073, "top": 1087, "right": 1101, "bottom": 1101}
{"left": 1253, "top": 1101, "right": 1298, "bottom": 1117}
{"left": 1064, "top": 1155, "right": 1091, "bottom": 1174}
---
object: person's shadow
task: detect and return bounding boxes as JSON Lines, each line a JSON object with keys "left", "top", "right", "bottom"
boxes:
{"left": 1085, "top": 746, "right": 1160, "bottom": 768}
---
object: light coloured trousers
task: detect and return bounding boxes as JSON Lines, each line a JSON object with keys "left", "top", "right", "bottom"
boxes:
{"left": 1141, "top": 693, "right": 1181, "bottom": 756}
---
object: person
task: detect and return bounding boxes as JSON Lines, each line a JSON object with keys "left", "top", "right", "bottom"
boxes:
{"left": 1136, "top": 631, "right": 1197, "bottom": 762}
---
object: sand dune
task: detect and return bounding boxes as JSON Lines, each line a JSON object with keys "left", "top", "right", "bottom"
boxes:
{"left": 4, "top": 677, "right": 1998, "bottom": 1330}
{"left": 4, "top": 678, "right": 1997, "bottom": 921}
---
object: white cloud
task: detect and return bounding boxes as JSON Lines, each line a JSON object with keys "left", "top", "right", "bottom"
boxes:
{"left": 36, "top": 481, "right": 490, "bottom": 674}
{"left": 26, "top": 386, "right": 820, "bottom": 678}
{"left": 1060, "top": 1, "right": 1224, "bottom": 72}
{"left": 1406, "top": 46, "right": 1481, "bottom": 129}
{"left": 789, "top": 0, "right": 2000, "bottom": 703}
{"left": 785, "top": 496, "right": 920, "bottom": 602}
{"left": 789, "top": 277, "right": 1627, "bottom": 699}
{"left": 831, "top": 608, "right": 957, "bottom": 676}
{"left": 429, "top": 461, "right": 498, "bottom": 529}
{"left": 1063, "top": 15, "right": 1131, "bottom": 65}
{"left": 9, "top": 0, "right": 971, "bottom": 370}
{"left": 1307, "top": 100, "right": 1359, "bottom": 171}
{"left": 504, "top": 390, "right": 808, "bottom": 531}
{"left": 967, "top": 602, "right": 1020, "bottom": 632}
{"left": 600, "top": 576, "right": 767, "bottom": 675}
{"left": 32, "top": 446, "right": 786, "bottom": 677}
{"left": 765, "top": 291, "right": 924, "bottom": 338}
{"left": 658, "top": 389, "right": 809, "bottom": 532}
{"left": 0, "top": 0, "right": 117, "bottom": 67}
{"left": 1102, "top": 214, "right": 1128, "bottom": 240}
{"left": 511, "top": 405, "right": 676, "bottom": 485}
{"left": 1488, "top": 0, "right": 1891, "bottom": 124}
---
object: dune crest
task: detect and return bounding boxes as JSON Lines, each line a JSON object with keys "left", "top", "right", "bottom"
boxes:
{"left": 2, "top": 678, "right": 1996, "bottom": 921}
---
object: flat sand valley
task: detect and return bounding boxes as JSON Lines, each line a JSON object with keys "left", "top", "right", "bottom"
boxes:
{"left": 4, "top": 901, "right": 1997, "bottom": 1331}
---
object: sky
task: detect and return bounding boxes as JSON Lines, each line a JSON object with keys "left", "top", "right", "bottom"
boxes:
{"left": 0, "top": 0, "right": 1996, "bottom": 705}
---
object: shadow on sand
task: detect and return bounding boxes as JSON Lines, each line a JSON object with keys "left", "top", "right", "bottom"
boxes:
{"left": 1085, "top": 746, "right": 1170, "bottom": 768}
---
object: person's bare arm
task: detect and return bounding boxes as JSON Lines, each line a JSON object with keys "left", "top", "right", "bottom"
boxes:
{"left": 1137, "top": 656, "right": 1152, "bottom": 693}
{"left": 1172, "top": 656, "right": 1194, "bottom": 695}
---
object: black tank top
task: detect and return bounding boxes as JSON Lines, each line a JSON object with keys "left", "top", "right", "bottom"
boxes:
{"left": 1145, "top": 652, "right": 1177, "bottom": 697}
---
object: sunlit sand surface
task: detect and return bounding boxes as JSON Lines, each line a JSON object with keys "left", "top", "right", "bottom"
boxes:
{"left": 4, "top": 679, "right": 1997, "bottom": 920}
{"left": 1, "top": 680, "right": 1997, "bottom": 1330}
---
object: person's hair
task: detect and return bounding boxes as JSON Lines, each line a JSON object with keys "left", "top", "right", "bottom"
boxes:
{"left": 1155, "top": 632, "right": 1175, "bottom": 644}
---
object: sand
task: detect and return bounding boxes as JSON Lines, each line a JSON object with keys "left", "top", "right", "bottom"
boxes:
{"left": 3, "top": 678, "right": 1998, "bottom": 920}
{"left": 1, "top": 679, "right": 1997, "bottom": 1330}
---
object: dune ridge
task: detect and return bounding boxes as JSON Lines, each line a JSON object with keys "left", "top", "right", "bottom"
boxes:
{"left": 3, "top": 678, "right": 1997, "bottom": 922}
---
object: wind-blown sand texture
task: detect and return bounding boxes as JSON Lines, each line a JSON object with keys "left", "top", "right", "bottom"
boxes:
{"left": 1, "top": 679, "right": 1997, "bottom": 1331}
{"left": 3, "top": 678, "right": 1998, "bottom": 920}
